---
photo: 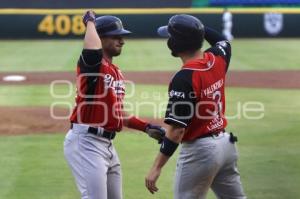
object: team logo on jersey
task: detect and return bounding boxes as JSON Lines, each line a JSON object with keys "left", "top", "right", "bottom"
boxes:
{"left": 169, "top": 90, "right": 185, "bottom": 99}
{"left": 113, "top": 80, "right": 125, "bottom": 94}
{"left": 104, "top": 74, "right": 125, "bottom": 95}
{"left": 104, "top": 74, "right": 114, "bottom": 88}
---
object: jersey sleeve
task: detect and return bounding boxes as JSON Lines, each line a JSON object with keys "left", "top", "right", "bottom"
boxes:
{"left": 164, "top": 70, "right": 196, "bottom": 128}
{"left": 206, "top": 41, "right": 231, "bottom": 72}
{"left": 78, "top": 49, "right": 103, "bottom": 73}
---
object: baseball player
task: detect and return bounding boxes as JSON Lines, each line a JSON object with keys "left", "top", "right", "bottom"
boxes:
{"left": 64, "top": 10, "right": 165, "bottom": 199}
{"left": 145, "top": 14, "right": 247, "bottom": 199}
{"left": 222, "top": 8, "right": 234, "bottom": 41}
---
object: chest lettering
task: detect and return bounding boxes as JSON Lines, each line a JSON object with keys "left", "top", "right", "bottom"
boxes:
{"left": 104, "top": 74, "right": 125, "bottom": 95}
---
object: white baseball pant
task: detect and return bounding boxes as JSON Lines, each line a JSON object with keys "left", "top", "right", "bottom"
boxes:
{"left": 64, "top": 123, "right": 122, "bottom": 199}
{"left": 174, "top": 132, "right": 246, "bottom": 199}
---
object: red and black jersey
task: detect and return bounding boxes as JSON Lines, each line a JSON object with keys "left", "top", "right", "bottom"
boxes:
{"left": 164, "top": 41, "right": 231, "bottom": 142}
{"left": 70, "top": 50, "right": 125, "bottom": 132}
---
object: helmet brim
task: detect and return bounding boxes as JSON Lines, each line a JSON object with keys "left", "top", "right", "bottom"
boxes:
{"left": 157, "top": 26, "right": 170, "bottom": 38}
{"left": 101, "top": 29, "right": 132, "bottom": 36}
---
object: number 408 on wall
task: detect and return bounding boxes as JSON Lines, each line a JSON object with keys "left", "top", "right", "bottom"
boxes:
{"left": 38, "top": 15, "right": 86, "bottom": 36}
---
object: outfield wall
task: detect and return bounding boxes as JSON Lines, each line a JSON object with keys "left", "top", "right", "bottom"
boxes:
{"left": 0, "top": 8, "right": 300, "bottom": 38}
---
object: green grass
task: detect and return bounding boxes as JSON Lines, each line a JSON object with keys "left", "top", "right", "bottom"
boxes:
{"left": 1, "top": 39, "right": 300, "bottom": 72}
{"left": 0, "top": 85, "right": 73, "bottom": 107}
{"left": 0, "top": 84, "right": 169, "bottom": 117}
{"left": 0, "top": 40, "right": 82, "bottom": 72}
{"left": 1, "top": 37, "right": 299, "bottom": 199}
{"left": 230, "top": 39, "right": 300, "bottom": 70}
{"left": 226, "top": 88, "right": 300, "bottom": 199}
{"left": 1, "top": 83, "right": 300, "bottom": 119}
{"left": 1, "top": 83, "right": 300, "bottom": 121}
{"left": 0, "top": 134, "right": 79, "bottom": 199}
{"left": 0, "top": 132, "right": 178, "bottom": 199}
{"left": 1, "top": 85, "right": 300, "bottom": 198}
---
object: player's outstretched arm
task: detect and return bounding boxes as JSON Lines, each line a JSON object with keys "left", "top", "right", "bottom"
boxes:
{"left": 145, "top": 124, "right": 185, "bottom": 194}
{"left": 123, "top": 113, "right": 165, "bottom": 143}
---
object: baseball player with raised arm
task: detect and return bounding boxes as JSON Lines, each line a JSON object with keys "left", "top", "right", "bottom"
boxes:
{"left": 145, "top": 14, "right": 246, "bottom": 199}
{"left": 64, "top": 10, "right": 165, "bottom": 199}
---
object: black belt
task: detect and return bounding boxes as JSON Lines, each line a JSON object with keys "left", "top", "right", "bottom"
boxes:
{"left": 196, "top": 129, "right": 225, "bottom": 140}
{"left": 70, "top": 123, "right": 116, "bottom": 140}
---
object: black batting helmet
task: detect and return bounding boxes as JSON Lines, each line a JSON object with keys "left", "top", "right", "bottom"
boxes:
{"left": 95, "top": 15, "right": 131, "bottom": 36}
{"left": 157, "top": 14, "right": 205, "bottom": 56}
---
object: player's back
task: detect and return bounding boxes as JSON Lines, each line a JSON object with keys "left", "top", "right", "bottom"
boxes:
{"left": 182, "top": 50, "right": 228, "bottom": 141}
{"left": 164, "top": 40, "right": 231, "bottom": 142}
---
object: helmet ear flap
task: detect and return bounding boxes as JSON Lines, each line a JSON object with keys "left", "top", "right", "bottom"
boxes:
{"left": 167, "top": 37, "right": 179, "bottom": 57}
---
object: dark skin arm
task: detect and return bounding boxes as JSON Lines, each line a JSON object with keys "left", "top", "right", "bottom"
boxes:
{"left": 145, "top": 124, "right": 185, "bottom": 194}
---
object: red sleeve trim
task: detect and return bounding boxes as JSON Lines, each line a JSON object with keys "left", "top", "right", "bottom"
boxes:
{"left": 127, "top": 116, "right": 148, "bottom": 132}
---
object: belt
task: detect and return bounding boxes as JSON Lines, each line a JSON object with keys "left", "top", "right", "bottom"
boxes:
{"left": 70, "top": 123, "right": 116, "bottom": 140}
{"left": 196, "top": 129, "right": 225, "bottom": 140}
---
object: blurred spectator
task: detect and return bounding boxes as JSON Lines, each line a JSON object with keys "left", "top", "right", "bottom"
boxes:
{"left": 222, "top": 8, "right": 234, "bottom": 41}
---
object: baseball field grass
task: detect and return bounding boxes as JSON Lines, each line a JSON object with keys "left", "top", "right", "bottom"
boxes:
{"left": 1, "top": 38, "right": 300, "bottom": 199}
{"left": 1, "top": 39, "right": 300, "bottom": 71}
{"left": 1, "top": 84, "right": 300, "bottom": 198}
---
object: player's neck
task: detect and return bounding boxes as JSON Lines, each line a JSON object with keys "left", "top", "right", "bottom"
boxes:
{"left": 180, "top": 50, "right": 204, "bottom": 64}
{"left": 103, "top": 53, "right": 113, "bottom": 63}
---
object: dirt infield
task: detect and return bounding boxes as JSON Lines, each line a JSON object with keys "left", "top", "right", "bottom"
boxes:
{"left": 0, "top": 107, "right": 68, "bottom": 135}
{"left": 1, "top": 70, "right": 300, "bottom": 89}
{"left": 1, "top": 70, "right": 300, "bottom": 135}
{"left": 0, "top": 107, "right": 165, "bottom": 136}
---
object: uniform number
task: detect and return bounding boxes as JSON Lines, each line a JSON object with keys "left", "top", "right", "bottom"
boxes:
{"left": 38, "top": 15, "right": 85, "bottom": 36}
{"left": 212, "top": 90, "right": 222, "bottom": 117}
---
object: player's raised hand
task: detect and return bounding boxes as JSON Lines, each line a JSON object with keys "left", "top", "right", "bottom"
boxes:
{"left": 82, "top": 10, "right": 96, "bottom": 26}
{"left": 145, "top": 124, "right": 166, "bottom": 144}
